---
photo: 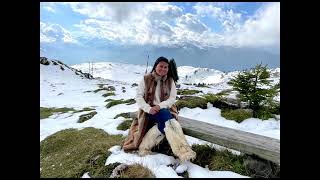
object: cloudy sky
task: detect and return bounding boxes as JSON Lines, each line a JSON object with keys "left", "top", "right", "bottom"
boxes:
{"left": 40, "top": 2, "right": 280, "bottom": 71}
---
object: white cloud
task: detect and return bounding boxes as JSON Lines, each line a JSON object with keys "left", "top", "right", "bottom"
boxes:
{"left": 69, "top": 2, "right": 184, "bottom": 46}
{"left": 43, "top": 6, "right": 55, "bottom": 13}
{"left": 40, "top": 32, "right": 56, "bottom": 43}
{"left": 226, "top": 2, "right": 280, "bottom": 48}
{"left": 193, "top": 2, "right": 279, "bottom": 49}
{"left": 40, "top": 22, "right": 78, "bottom": 44}
{"left": 47, "top": 2, "right": 279, "bottom": 50}
{"left": 194, "top": 3, "right": 242, "bottom": 33}
{"left": 176, "top": 13, "right": 209, "bottom": 33}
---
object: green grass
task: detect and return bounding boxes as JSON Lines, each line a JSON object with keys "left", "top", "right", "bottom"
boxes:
{"left": 119, "top": 164, "right": 155, "bottom": 178}
{"left": 208, "top": 150, "right": 249, "bottom": 176}
{"left": 113, "top": 112, "right": 131, "bottom": 119}
{"left": 40, "top": 127, "right": 125, "bottom": 178}
{"left": 191, "top": 144, "right": 216, "bottom": 168}
{"left": 117, "top": 120, "right": 133, "bottom": 130}
{"left": 106, "top": 99, "right": 136, "bottom": 108}
{"left": 102, "top": 92, "right": 115, "bottom": 97}
{"left": 93, "top": 85, "right": 115, "bottom": 93}
{"left": 78, "top": 111, "right": 98, "bottom": 123}
{"left": 177, "top": 89, "right": 202, "bottom": 95}
{"left": 40, "top": 106, "right": 96, "bottom": 120}
{"left": 221, "top": 109, "right": 253, "bottom": 123}
{"left": 40, "top": 107, "right": 76, "bottom": 119}
{"left": 191, "top": 144, "right": 250, "bottom": 177}
{"left": 74, "top": 107, "right": 95, "bottom": 113}
{"left": 190, "top": 144, "right": 280, "bottom": 178}
{"left": 176, "top": 96, "right": 208, "bottom": 110}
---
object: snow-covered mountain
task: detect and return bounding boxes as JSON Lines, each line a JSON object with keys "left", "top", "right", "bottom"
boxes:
{"left": 40, "top": 57, "right": 280, "bottom": 178}
{"left": 72, "top": 61, "right": 279, "bottom": 87}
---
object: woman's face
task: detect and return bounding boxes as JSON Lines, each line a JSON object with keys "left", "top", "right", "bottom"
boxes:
{"left": 155, "top": 61, "right": 169, "bottom": 76}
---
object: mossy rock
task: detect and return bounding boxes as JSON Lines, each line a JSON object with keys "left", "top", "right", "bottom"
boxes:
{"left": 106, "top": 99, "right": 136, "bottom": 108}
{"left": 202, "top": 93, "right": 220, "bottom": 104}
{"left": 242, "top": 154, "right": 280, "bottom": 178}
{"left": 40, "top": 127, "right": 125, "bottom": 178}
{"left": 113, "top": 112, "right": 131, "bottom": 119}
{"left": 117, "top": 120, "right": 133, "bottom": 130}
{"left": 102, "top": 92, "right": 115, "bottom": 97}
{"left": 78, "top": 111, "right": 97, "bottom": 123}
{"left": 176, "top": 96, "right": 208, "bottom": 110}
{"left": 216, "top": 89, "right": 233, "bottom": 96}
{"left": 202, "top": 93, "right": 239, "bottom": 109}
{"left": 119, "top": 164, "right": 155, "bottom": 178}
{"left": 177, "top": 89, "right": 202, "bottom": 95}
{"left": 221, "top": 109, "right": 253, "bottom": 123}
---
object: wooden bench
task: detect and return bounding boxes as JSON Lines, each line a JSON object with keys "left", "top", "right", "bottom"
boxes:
{"left": 129, "top": 112, "right": 280, "bottom": 164}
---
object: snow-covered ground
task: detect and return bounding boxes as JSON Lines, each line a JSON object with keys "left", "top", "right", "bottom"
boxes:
{"left": 41, "top": 60, "right": 280, "bottom": 178}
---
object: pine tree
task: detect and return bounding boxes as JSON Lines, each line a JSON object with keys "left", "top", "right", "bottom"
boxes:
{"left": 228, "top": 63, "right": 279, "bottom": 117}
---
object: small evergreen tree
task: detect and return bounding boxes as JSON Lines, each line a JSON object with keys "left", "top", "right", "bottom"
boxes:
{"left": 228, "top": 63, "right": 279, "bottom": 117}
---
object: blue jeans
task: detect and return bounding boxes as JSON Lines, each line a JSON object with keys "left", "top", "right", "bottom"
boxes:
{"left": 147, "top": 108, "right": 173, "bottom": 134}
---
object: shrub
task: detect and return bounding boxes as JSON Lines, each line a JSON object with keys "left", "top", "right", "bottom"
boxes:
{"left": 221, "top": 109, "right": 253, "bottom": 123}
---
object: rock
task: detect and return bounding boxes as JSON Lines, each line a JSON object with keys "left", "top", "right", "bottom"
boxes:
{"left": 83, "top": 73, "right": 93, "bottom": 79}
{"left": 40, "top": 57, "right": 50, "bottom": 65}
{"left": 243, "top": 155, "right": 280, "bottom": 178}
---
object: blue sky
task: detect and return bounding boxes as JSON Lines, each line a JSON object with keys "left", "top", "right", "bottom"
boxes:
{"left": 40, "top": 2, "right": 280, "bottom": 71}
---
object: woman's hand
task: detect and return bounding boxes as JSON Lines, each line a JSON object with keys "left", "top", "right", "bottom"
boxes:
{"left": 149, "top": 105, "right": 160, "bottom": 115}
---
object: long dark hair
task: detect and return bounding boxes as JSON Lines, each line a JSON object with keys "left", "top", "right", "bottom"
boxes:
{"left": 151, "top": 56, "right": 179, "bottom": 83}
